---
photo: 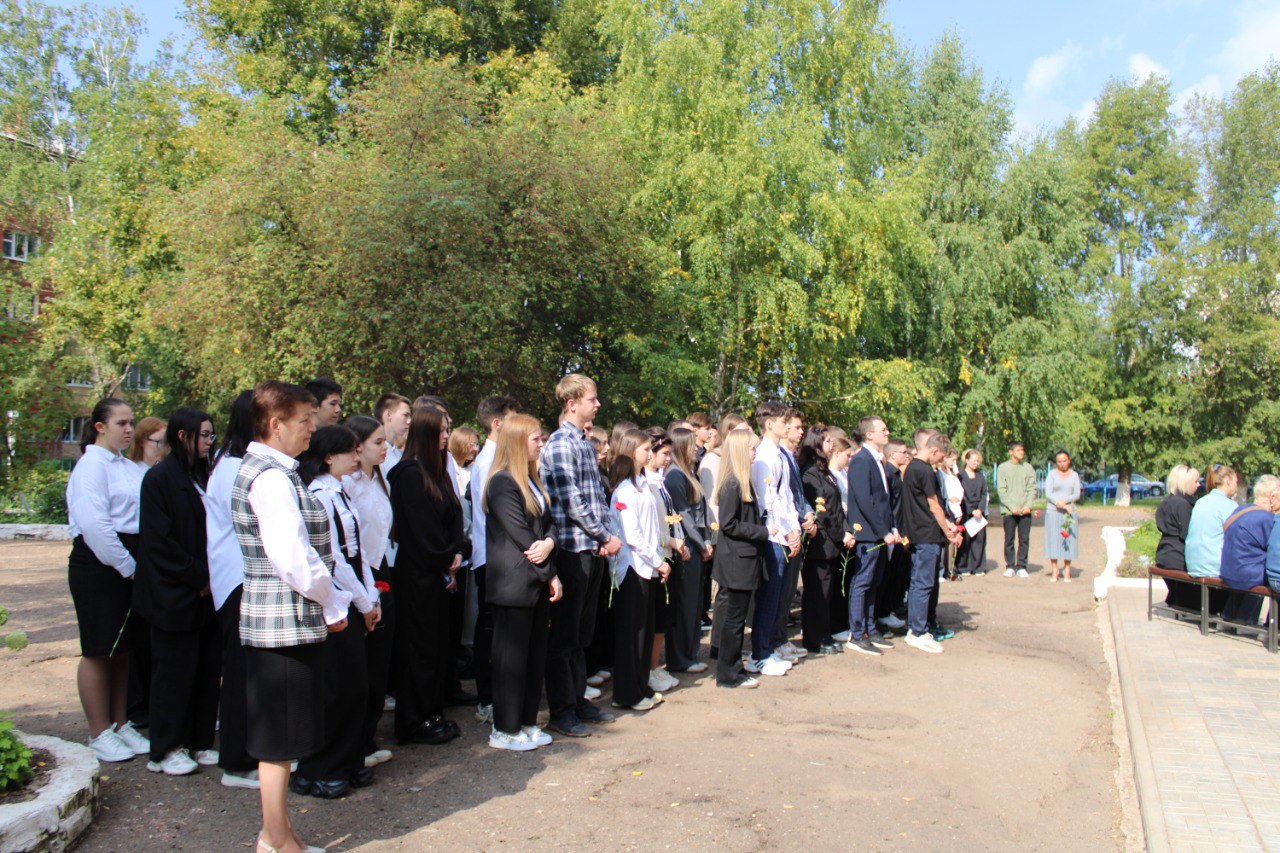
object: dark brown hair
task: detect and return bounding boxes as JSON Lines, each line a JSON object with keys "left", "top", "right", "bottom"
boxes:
{"left": 252, "top": 381, "right": 317, "bottom": 441}
{"left": 404, "top": 406, "right": 456, "bottom": 503}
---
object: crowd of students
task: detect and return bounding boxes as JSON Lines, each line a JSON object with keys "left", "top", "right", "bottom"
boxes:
{"left": 64, "top": 373, "right": 1001, "bottom": 853}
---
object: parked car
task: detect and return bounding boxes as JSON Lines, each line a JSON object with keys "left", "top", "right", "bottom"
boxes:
{"left": 1083, "top": 474, "right": 1165, "bottom": 499}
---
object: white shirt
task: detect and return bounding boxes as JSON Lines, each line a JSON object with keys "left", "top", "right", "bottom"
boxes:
{"left": 751, "top": 436, "right": 798, "bottom": 547}
{"left": 245, "top": 441, "right": 352, "bottom": 625}
{"left": 205, "top": 454, "right": 245, "bottom": 609}
{"left": 309, "top": 474, "right": 377, "bottom": 614}
{"left": 379, "top": 443, "right": 403, "bottom": 481}
{"left": 867, "top": 445, "right": 890, "bottom": 494}
{"left": 944, "top": 466, "right": 964, "bottom": 520}
{"left": 610, "top": 478, "right": 664, "bottom": 583}
{"left": 644, "top": 468, "right": 675, "bottom": 558}
{"left": 470, "top": 439, "right": 497, "bottom": 569}
{"left": 834, "top": 468, "right": 849, "bottom": 513}
{"left": 66, "top": 444, "right": 143, "bottom": 578}
{"left": 343, "top": 468, "right": 393, "bottom": 575}
{"left": 699, "top": 451, "right": 722, "bottom": 524}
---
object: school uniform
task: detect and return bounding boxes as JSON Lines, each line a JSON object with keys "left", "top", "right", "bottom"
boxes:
{"left": 846, "top": 446, "right": 895, "bottom": 640}
{"left": 773, "top": 447, "right": 811, "bottom": 648}
{"left": 485, "top": 471, "right": 558, "bottom": 735}
{"left": 711, "top": 475, "right": 769, "bottom": 685}
{"left": 468, "top": 439, "right": 498, "bottom": 708}
{"left": 800, "top": 462, "right": 846, "bottom": 652}
{"left": 645, "top": 469, "right": 677, "bottom": 635}
{"left": 134, "top": 454, "right": 220, "bottom": 763}
{"left": 749, "top": 438, "right": 799, "bottom": 663}
{"left": 609, "top": 478, "right": 664, "bottom": 707}
{"left": 664, "top": 467, "right": 709, "bottom": 671}
{"left": 296, "top": 475, "right": 376, "bottom": 790}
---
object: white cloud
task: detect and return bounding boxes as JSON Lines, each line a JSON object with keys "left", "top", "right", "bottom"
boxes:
{"left": 1175, "top": 74, "right": 1224, "bottom": 113}
{"left": 1072, "top": 98, "right": 1098, "bottom": 125}
{"left": 1128, "top": 52, "right": 1170, "bottom": 80}
{"left": 1217, "top": 2, "right": 1280, "bottom": 80}
{"left": 1024, "top": 43, "right": 1082, "bottom": 94}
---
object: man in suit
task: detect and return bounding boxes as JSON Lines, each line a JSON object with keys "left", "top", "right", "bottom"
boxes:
{"left": 844, "top": 416, "right": 899, "bottom": 655}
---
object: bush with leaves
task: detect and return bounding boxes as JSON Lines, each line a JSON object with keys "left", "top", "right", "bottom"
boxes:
{"left": 0, "top": 715, "right": 33, "bottom": 792}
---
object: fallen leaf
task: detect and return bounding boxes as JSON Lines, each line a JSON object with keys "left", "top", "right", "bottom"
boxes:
{"left": 902, "top": 797, "right": 913, "bottom": 802}
{"left": 632, "top": 771, "right": 642, "bottom": 776}
{"left": 783, "top": 804, "right": 795, "bottom": 809}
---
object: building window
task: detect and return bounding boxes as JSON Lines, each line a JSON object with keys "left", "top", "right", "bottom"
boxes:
{"left": 66, "top": 416, "right": 88, "bottom": 444}
{"left": 2, "top": 231, "right": 38, "bottom": 262}
{"left": 124, "top": 365, "right": 151, "bottom": 391}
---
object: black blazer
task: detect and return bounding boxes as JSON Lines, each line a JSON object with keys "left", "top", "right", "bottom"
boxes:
{"left": 484, "top": 471, "right": 558, "bottom": 607}
{"left": 712, "top": 474, "right": 769, "bottom": 590}
{"left": 801, "top": 463, "right": 848, "bottom": 562}
{"left": 389, "top": 458, "right": 465, "bottom": 571}
{"left": 134, "top": 454, "right": 212, "bottom": 631}
{"left": 847, "top": 447, "right": 895, "bottom": 542}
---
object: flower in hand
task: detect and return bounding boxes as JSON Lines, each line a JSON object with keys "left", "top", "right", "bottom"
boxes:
{"left": 614, "top": 501, "right": 628, "bottom": 511}
{"left": 374, "top": 581, "right": 391, "bottom": 593}
{"left": 665, "top": 513, "right": 683, "bottom": 526}
{"left": 710, "top": 522, "right": 720, "bottom": 531}
{"left": 852, "top": 523, "right": 863, "bottom": 532}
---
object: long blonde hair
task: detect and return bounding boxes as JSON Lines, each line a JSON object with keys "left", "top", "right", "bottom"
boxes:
{"left": 484, "top": 413, "right": 550, "bottom": 517}
{"left": 716, "top": 429, "right": 757, "bottom": 504}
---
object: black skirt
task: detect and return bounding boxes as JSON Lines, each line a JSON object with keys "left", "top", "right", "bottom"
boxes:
{"left": 245, "top": 641, "right": 325, "bottom": 762}
{"left": 68, "top": 534, "right": 139, "bottom": 658}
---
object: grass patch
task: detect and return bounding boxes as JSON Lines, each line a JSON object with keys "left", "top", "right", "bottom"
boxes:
{"left": 1117, "top": 519, "right": 1160, "bottom": 579}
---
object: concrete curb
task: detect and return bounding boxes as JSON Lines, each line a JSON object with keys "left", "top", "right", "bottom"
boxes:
{"left": 0, "top": 525, "right": 71, "bottom": 542}
{"left": 1107, "top": 594, "right": 1169, "bottom": 853}
{"left": 0, "top": 733, "right": 99, "bottom": 853}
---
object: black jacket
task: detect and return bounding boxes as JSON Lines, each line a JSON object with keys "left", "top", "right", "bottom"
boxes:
{"left": 712, "top": 474, "right": 769, "bottom": 590}
{"left": 801, "top": 462, "right": 848, "bottom": 562}
{"left": 1155, "top": 493, "right": 1194, "bottom": 571}
{"left": 484, "top": 471, "right": 559, "bottom": 607}
{"left": 134, "top": 454, "right": 213, "bottom": 631}
{"left": 847, "top": 447, "right": 895, "bottom": 542}
{"left": 665, "top": 468, "right": 709, "bottom": 553}
{"left": 389, "top": 458, "right": 465, "bottom": 571}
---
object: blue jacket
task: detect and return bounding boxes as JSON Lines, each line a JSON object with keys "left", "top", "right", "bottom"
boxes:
{"left": 1265, "top": 516, "right": 1280, "bottom": 593}
{"left": 1219, "top": 505, "right": 1276, "bottom": 591}
{"left": 847, "top": 446, "right": 895, "bottom": 542}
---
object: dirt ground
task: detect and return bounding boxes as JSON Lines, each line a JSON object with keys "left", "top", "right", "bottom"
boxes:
{"left": 0, "top": 509, "right": 1145, "bottom": 851}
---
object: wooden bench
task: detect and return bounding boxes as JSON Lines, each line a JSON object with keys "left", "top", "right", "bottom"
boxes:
{"left": 1147, "top": 566, "right": 1280, "bottom": 653}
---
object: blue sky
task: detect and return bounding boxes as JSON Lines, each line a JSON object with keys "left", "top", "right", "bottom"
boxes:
{"left": 50, "top": 0, "right": 1280, "bottom": 136}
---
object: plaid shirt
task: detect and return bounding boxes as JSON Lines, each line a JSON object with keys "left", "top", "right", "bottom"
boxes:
{"left": 542, "top": 421, "right": 610, "bottom": 553}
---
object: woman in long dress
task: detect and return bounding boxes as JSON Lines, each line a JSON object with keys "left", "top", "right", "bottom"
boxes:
{"left": 1044, "top": 451, "right": 1081, "bottom": 582}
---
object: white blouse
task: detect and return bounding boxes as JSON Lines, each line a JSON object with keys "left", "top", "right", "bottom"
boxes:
{"left": 66, "top": 444, "right": 143, "bottom": 578}
{"left": 309, "top": 474, "right": 377, "bottom": 614}
{"left": 609, "top": 478, "right": 663, "bottom": 584}
{"left": 343, "top": 468, "right": 393, "bottom": 575}
{"left": 205, "top": 454, "right": 245, "bottom": 610}
{"left": 944, "top": 467, "right": 964, "bottom": 520}
{"left": 245, "top": 442, "right": 352, "bottom": 626}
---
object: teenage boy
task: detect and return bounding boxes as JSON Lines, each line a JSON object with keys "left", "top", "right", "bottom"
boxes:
{"left": 875, "top": 438, "right": 912, "bottom": 633}
{"left": 542, "top": 375, "right": 621, "bottom": 737}
{"left": 374, "top": 393, "right": 412, "bottom": 475}
{"left": 774, "top": 409, "right": 815, "bottom": 660}
{"left": 997, "top": 442, "right": 1037, "bottom": 578}
{"left": 845, "top": 416, "right": 897, "bottom": 655}
{"left": 901, "top": 433, "right": 962, "bottom": 654}
{"left": 747, "top": 402, "right": 802, "bottom": 677}
{"left": 307, "top": 378, "right": 343, "bottom": 426}
{"left": 469, "top": 395, "right": 521, "bottom": 725}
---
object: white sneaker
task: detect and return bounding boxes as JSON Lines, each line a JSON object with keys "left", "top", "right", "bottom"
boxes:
{"left": 489, "top": 729, "right": 537, "bottom": 752}
{"left": 147, "top": 748, "right": 199, "bottom": 775}
{"left": 938, "top": 573, "right": 948, "bottom": 583}
{"left": 684, "top": 661, "right": 709, "bottom": 673}
{"left": 364, "top": 749, "right": 392, "bottom": 767}
{"left": 586, "top": 670, "right": 608, "bottom": 687}
{"left": 521, "top": 726, "right": 553, "bottom": 747}
{"left": 878, "top": 614, "right": 906, "bottom": 630}
{"left": 113, "top": 721, "right": 150, "bottom": 755}
{"left": 904, "top": 631, "right": 944, "bottom": 654}
{"left": 775, "top": 645, "right": 798, "bottom": 662}
{"left": 659, "top": 668, "right": 679, "bottom": 690}
{"left": 195, "top": 749, "right": 219, "bottom": 766}
{"left": 383, "top": 694, "right": 397, "bottom": 711}
{"left": 1016, "top": 569, "right": 1029, "bottom": 578}
{"left": 743, "top": 657, "right": 763, "bottom": 674}
{"left": 780, "top": 641, "right": 808, "bottom": 659}
{"left": 584, "top": 685, "right": 602, "bottom": 701}
{"left": 737, "top": 676, "right": 760, "bottom": 689}
{"left": 1003, "top": 568, "right": 1015, "bottom": 577}
{"left": 758, "top": 656, "right": 790, "bottom": 676}
{"left": 89, "top": 728, "right": 134, "bottom": 763}
{"left": 627, "top": 696, "right": 659, "bottom": 711}
{"left": 476, "top": 703, "right": 493, "bottom": 724}
{"left": 765, "top": 652, "right": 793, "bottom": 671}
{"left": 832, "top": 630, "right": 852, "bottom": 643}
{"left": 221, "top": 769, "right": 260, "bottom": 789}
{"left": 649, "top": 668, "right": 678, "bottom": 693}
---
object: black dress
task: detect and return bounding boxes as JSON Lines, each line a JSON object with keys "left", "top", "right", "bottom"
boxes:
{"left": 388, "top": 458, "right": 464, "bottom": 741}
{"left": 956, "top": 469, "right": 989, "bottom": 574}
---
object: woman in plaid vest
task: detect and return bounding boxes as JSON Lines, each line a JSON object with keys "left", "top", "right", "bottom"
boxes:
{"left": 232, "top": 381, "right": 353, "bottom": 853}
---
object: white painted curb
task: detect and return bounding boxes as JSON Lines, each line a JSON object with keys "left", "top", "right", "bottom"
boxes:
{"left": 0, "top": 525, "right": 71, "bottom": 541}
{"left": 0, "top": 733, "right": 99, "bottom": 853}
{"left": 1094, "top": 526, "right": 1163, "bottom": 600}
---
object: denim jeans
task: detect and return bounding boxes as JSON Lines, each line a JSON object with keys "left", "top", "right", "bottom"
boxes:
{"left": 751, "top": 544, "right": 786, "bottom": 660}
{"left": 847, "top": 543, "right": 886, "bottom": 638}
{"left": 908, "top": 544, "right": 941, "bottom": 636}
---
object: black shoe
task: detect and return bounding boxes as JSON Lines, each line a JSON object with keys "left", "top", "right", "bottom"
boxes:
{"left": 709, "top": 646, "right": 719, "bottom": 660}
{"left": 867, "top": 632, "right": 894, "bottom": 650}
{"left": 577, "top": 703, "right": 616, "bottom": 724}
{"left": 310, "top": 779, "right": 351, "bottom": 799}
{"left": 844, "top": 636, "right": 882, "bottom": 656}
{"left": 547, "top": 716, "right": 590, "bottom": 738}
{"left": 817, "top": 643, "right": 843, "bottom": 655}
{"left": 349, "top": 766, "right": 375, "bottom": 788}
{"left": 289, "top": 774, "right": 314, "bottom": 796}
{"left": 446, "top": 690, "right": 478, "bottom": 706}
{"left": 441, "top": 718, "right": 461, "bottom": 736}
{"left": 398, "top": 718, "right": 458, "bottom": 745}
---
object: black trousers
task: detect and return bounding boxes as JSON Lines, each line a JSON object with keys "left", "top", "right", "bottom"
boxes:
{"left": 127, "top": 612, "right": 152, "bottom": 727}
{"left": 612, "top": 570, "right": 655, "bottom": 707}
{"left": 666, "top": 550, "right": 703, "bottom": 671}
{"left": 714, "top": 587, "right": 751, "bottom": 685}
{"left": 216, "top": 587, "right": 254, "bottom": 773}
{"left": 1164, "top": 577, "right": 1201, "bottom": 609}
{"left": 472, "top": 565, "right": 495, "bottom": 705}
{"left": 957, "top": 525, "right": 987, "bottom": 573}
{"left": 362, "top": 584, "right": 395, "bottom": 757}
{"left": 148, "top": 614, "right": 221, "bottom": 762}
{"left": 394, "top": 561, "right": 452, "bottom": 739}
{"left": 830, "top": 552, "right": 851, "bottom": 634}
{"left": 584, "top": 556, "right": 615, "bottom": 675}
{"left": 801, "top": 558, "right": 835, "bottom": 651}
{"left": 772, "top": 549, "right": 804, "bottom": 647}
{"left": 491, "top": 593, "right": 551, "bottom": 735}
{"left": 545, "top": 550, "right": 604, "bottom": 722}
{"left": 445, "top": 569, "right": 466, "bottom": 694}
{"left": 299, "top": 608, "right": 367, "bottom": 782}
{"left": 1003, "top": 514, "right": 1032, "bottom": 570}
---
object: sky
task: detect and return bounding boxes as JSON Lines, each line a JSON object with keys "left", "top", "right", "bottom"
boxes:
{"left": 47, "top": 0, "right": 1280, "bottom": 137}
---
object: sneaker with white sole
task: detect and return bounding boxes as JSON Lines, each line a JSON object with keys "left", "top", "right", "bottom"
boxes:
{"left": 648, "top": 668, "right": 678, "bottom": 693}
{"left": 221, "top": 769, "right": 260, "bottom": 789}
{"left": 489, "top": 729, "right": 538, "bottom": 752}
{"left": 660, "top": 668, "right": 679, "bottom": 689}
{"left": 195, "top": 749, "right": 219, "bottom": 766}
{"left": 683, "top": 661, "right": 709, "bottom": 674}
{"left": 521, "top": 726, "right": 553, "bottom": 747}
{"left": 780, "top": 642, "right": 808, "bottom": 659}
{"left": 476, "top": 703, "right": 493, "bottom": 724}
{"left": 586, "top": 670, "right": 608, "bottom": 687}
{"left": 626, "top": 696, "right": 658, "bottom": 711}
{"left": 584, "top": 685, "right": 601, "bottom": 701}
{"left": 364, "top": 749, "right": 392, "bottom": 768}
{"left": 147, "top": 748, "right": 199, "bottom": 775}
{"left": 904, "top": 631, "right": 944, "bottom": 654}
{"left": 832, "top": 630, "right": 852, "bottom": 643}
{"left": 114, "top": 721, "right": 150, "bottom": 755}
{"left": 765, "top": 652, "right": 793, "bottom": 671}
{"left": 384, "top": 694, "right": 397, "bottom": 711}
{"left": 1016, "top": 569, "right": 1029, "bottom": 578}
{"left": 1003, "top": 568, "right": 1015, "bottom": 577}
{"left": 746, "top": 656, "right": 789, "bottom": 676}
{"left": 89, "top": 728, "right": 135, "bottom": 763}
{"left": 878, "top": 613, "right": 906, "bottom": 631}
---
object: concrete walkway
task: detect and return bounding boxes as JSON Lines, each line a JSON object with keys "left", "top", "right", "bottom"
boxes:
{"left": 1110, "top": 586, "right": 1280, "bottom": 852}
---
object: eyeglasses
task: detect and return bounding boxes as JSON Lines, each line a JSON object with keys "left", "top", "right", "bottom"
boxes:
{"left": 146, "top": 438, "right": 163, "bottom": 446}
{"left": 200, "top": 432, "right": 216, "bottom": 441}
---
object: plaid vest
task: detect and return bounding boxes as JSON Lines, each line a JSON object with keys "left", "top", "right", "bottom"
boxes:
{"left": 232, "top": 450, "right": 335, "bottom": 647}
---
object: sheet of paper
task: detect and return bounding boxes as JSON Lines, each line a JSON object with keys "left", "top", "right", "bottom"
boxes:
{"left": 964, "top": 515, "right": 988, "bottom": 538}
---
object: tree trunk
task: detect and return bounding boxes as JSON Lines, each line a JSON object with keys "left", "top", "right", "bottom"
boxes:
{"left": 1116, "top": 461, "right": 1133, "bottom": 507}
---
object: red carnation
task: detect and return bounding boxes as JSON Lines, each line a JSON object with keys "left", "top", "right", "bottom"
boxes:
{"left": 375, "top": 581, "right": 391, "bottom": 593}
{"left": 1060, "top": 530, "right": 1070, "bottom": 539}
{"left": 614, "top": 502, "right": 627, "bottom": 510}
